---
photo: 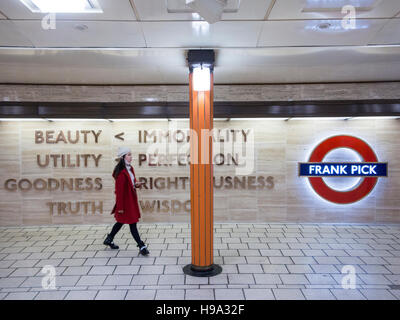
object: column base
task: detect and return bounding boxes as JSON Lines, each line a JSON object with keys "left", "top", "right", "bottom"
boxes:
{"left": 183, "top": 264, "right": 222, "bottom": 277}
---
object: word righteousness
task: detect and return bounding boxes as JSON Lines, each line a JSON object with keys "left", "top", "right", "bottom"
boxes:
{"left": 138, "top": 176, "right": 275, "bottom": 190}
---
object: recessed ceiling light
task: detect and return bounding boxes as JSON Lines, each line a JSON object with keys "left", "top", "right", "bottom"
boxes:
{"left": 20, "top": 0, "right": 103, "bottom": 13}
{"left": 305, "top": 20, "right": 369, "bottom": 31}
{"left": 318, "top": 22, "right": 332, "bottom": 29}
{"left": 74, "top": 24, "right": 89, "bottom": 31}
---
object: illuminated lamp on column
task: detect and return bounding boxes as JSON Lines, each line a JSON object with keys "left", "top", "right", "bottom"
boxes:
{"left": 192, "top": 66, "right": 211, "bottom": 92}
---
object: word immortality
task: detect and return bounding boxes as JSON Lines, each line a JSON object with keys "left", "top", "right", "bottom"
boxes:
{"left": 139, "top": 129, "right": 251, "bottom": 143}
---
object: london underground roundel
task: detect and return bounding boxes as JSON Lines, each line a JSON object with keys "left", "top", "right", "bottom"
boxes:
{"left": 298, "top": 135, "right": 388, "bottom": 204}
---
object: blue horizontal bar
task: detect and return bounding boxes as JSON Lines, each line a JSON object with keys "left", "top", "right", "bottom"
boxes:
{"left": 299, "top": 163, "right": 387, "bottom": 177}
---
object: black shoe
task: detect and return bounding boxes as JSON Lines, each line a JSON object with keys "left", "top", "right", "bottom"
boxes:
{"left": 103, "top": 234, "right": 119, "bottom": 250}
{"left": 138, "top": 244, "right": 149, "bottom": 256}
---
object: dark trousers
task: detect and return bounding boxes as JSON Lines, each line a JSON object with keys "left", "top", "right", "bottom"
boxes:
{"left": 109, "top": 222, "right": 144, "bottom": 247}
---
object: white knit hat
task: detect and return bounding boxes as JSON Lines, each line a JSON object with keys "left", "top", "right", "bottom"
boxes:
{"left": 117, "top": 146, "right": 131, "bottom": 158}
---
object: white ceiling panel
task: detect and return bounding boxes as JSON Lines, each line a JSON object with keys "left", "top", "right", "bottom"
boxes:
{"left": 0, "top": 48, "right": 187, "bottom": 84}
{"left": 12, "top": 21, "right": 145, "bottom": 47}
{"left": 219, "top": 0, "right": 273, "bottom": 20}
{"left": 0, "top": 0, "right": 137, "bottom": 20}
{"left": 269, "top": 0, "right": 400, "bottom": 20}
{"left": 0, "top": 46, "right": 400, "bottom": 84}
{"left": 215, "top": 47, "right": 400, "bottom": 83}
{"left": 258, "top": 19, "right": 387, "bottom": 47}
{"left": 141, "top": 21, "right": 263, "bottom": 47}
{"left": 133, "top": 0, "right": 272, "bottom": 21}
{"left": 0, "top": 21, "right": 33, "bottom": 47}
{"left": 133, "top": 0, "right": 195, "bottom": 21}
{"left": 369, "top": 18, "right": 400, "bottom": 44}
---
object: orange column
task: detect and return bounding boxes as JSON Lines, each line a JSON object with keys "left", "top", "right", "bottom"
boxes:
{"left": 183, "top": 70, "right": 222, "bottom": 277}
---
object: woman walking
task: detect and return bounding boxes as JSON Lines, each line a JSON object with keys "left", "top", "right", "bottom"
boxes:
{"left": 103, "top": 146, "right": 149, "bottom": 256}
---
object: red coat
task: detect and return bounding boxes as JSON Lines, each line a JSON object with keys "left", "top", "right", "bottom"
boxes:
{"left": 111, "top": 166, "right": 141, "bottom": 224}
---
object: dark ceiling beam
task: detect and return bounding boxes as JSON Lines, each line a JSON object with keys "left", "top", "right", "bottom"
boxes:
{"left": 0, "top": 101, "right": 399, "bottom": 119}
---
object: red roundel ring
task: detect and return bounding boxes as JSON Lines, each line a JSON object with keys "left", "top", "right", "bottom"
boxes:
{"left": 308, "top": 135, "right": 378, "bottom": 204}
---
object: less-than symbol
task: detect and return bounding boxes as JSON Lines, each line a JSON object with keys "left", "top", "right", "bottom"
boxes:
{"left": 115, "top": 132, "right": 125, "bottom": 141}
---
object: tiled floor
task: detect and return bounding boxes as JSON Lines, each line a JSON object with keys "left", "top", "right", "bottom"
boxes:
{"left": 1, "top": 223, "right": 400, "bottom": 300}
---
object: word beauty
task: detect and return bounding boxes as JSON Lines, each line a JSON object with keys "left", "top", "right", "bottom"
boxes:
{"left": 299, "top": 163, "right": 387, "bottom": 177}
{"left": 298, "top": 135, "right": 388, "bottom": 204}
{"left": 35, "top": 130, "right": 102, "bottom": 144}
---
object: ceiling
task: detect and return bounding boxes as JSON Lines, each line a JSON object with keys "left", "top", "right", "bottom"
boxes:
{"left": 0, "top": 0, "right": 399, "bottom": 84}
